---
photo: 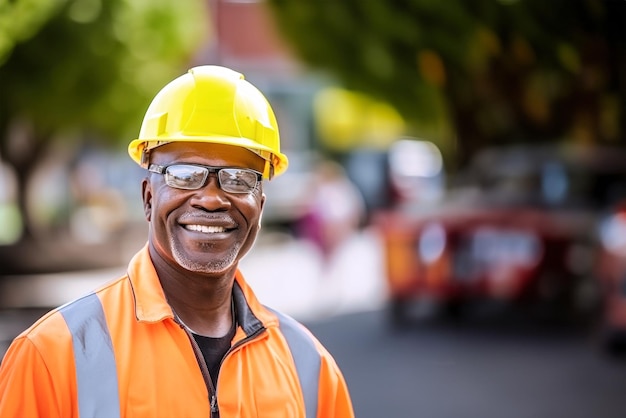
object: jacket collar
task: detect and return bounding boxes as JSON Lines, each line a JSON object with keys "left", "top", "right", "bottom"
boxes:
{"left": 126, "top": 244, "right": 278, "bottom": 335}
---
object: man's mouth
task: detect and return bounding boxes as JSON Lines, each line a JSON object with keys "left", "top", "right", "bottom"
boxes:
{"left": 184, "top": 224, "right": 228, "bottom": 233}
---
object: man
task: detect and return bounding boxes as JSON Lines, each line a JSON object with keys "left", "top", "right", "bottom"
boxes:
{"left": 0, "top": 65, "right": 355, "bottom": 417}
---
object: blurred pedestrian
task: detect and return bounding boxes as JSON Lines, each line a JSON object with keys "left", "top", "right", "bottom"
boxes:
{"left": 0, "top": 66, "right": 354, "bottom": 418}
{"left": 298, "top": 159, "right": 365, "bottom": 261}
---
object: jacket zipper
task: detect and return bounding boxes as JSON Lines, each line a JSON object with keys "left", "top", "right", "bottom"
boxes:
{"left": 213, "top": 325, "right": 267, "bottom": 388}
{"left": 176, "top": 320, "right": 220, "bottom": 417}
{"left": 178, "top": 319, "right": 267, "bottom": 417}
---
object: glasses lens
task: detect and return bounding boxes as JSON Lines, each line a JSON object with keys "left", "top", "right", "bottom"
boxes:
{"left": 164, "top": 165, "right": 209, "bottom": 190}
{"left": 218, "top": 168, "right": 259, "bottom": 193}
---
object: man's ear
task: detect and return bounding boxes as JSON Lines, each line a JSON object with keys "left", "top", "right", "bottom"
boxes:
{"left": 141, "top": 178, "right": 152, "bottom": 222}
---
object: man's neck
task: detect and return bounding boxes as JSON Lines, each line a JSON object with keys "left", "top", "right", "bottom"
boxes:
{"left": 149, "top": 245, "right": 237, "bottom": 337}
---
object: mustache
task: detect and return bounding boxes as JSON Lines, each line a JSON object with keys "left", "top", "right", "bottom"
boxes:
{"left": 177, "top": 212, "right": 236, "bottom": 224}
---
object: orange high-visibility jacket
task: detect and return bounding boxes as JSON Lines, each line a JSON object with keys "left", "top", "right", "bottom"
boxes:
{"left": 0, "top": 245, "right": 354, "bottom": 418}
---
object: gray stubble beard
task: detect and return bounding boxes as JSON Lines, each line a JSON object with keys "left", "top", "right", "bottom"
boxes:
{"left": 170, "top": 236, "right": 242, "bottom": 274}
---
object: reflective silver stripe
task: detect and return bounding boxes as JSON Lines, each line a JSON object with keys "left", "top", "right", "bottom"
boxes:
{"left": 270, "top": 309, "right": 321, "bottom": 418}
{"left": 60, "top": 293, "right": 120, "bottom": 418}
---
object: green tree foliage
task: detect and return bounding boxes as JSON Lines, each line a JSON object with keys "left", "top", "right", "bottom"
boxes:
{"left": 267, "top": 0, "right": 625, "bottom": 164}
{"left": 0, "top": 0, "right": 208, "bottom": 240}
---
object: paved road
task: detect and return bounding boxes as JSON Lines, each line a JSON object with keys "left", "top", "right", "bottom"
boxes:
{"left": 307, "top": 310, "right": 626, "bottom": 418}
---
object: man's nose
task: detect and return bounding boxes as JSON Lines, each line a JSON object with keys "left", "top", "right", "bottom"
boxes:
{"left": 190, "top": 175, "right": 231, "bottom": 210}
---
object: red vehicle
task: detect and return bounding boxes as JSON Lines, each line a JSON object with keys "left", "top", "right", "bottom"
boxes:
{"left": 376, "top": 144, "right": 626, "bottom": 327}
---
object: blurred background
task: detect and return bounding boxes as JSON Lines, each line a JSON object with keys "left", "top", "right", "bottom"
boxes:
{"left": 1, "top": 0, "right": 626, "bottom": 416}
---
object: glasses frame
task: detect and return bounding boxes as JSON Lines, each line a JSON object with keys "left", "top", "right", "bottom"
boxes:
{"left": 148, "top": 163, "right": 262, "bottom": 194}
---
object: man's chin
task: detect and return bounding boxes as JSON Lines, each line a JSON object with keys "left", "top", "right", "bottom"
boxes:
{"left": 173, "top": 249, "right": 239, "bottom": 275}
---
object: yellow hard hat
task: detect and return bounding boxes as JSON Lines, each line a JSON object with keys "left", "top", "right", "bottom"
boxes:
{"left": 128, "top": 65, "right": 288, "bottom": 179}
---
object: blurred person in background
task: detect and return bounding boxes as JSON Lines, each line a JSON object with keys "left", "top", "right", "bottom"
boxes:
{"left": 0, "top": 66, "right": 354, "bottom": 418}
{"left": 297, "top": 159, "right": 365, "bottom": 261}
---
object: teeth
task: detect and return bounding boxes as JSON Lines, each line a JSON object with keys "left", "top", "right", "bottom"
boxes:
{"left": 185, "top": 225, "right": 226, "bottom": 233}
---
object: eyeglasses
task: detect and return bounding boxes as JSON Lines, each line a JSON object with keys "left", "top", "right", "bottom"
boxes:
{"left": 148, "top": 163, "right": 262, "bottom": 194}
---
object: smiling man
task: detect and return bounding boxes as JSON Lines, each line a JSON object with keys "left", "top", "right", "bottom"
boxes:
{"left": 0, "top": 66, "right": 354, "bottom": 418}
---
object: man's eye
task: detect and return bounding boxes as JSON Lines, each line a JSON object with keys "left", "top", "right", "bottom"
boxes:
{"left": 222, "top": 176, "right": 247, "bottom": 186}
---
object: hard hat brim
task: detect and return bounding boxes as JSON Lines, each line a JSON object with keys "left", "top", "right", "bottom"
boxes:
{"left": 128, "top": 136, "right": 288, "bottom": 179}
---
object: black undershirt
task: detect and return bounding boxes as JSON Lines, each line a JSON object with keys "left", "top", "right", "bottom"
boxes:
{"left": 192, "top": 322, "right": 236, "bottom": 388}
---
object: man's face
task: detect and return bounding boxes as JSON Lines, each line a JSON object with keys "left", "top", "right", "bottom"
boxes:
{"left": 142, "top": 142, "right": 266, "bottom": 275}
